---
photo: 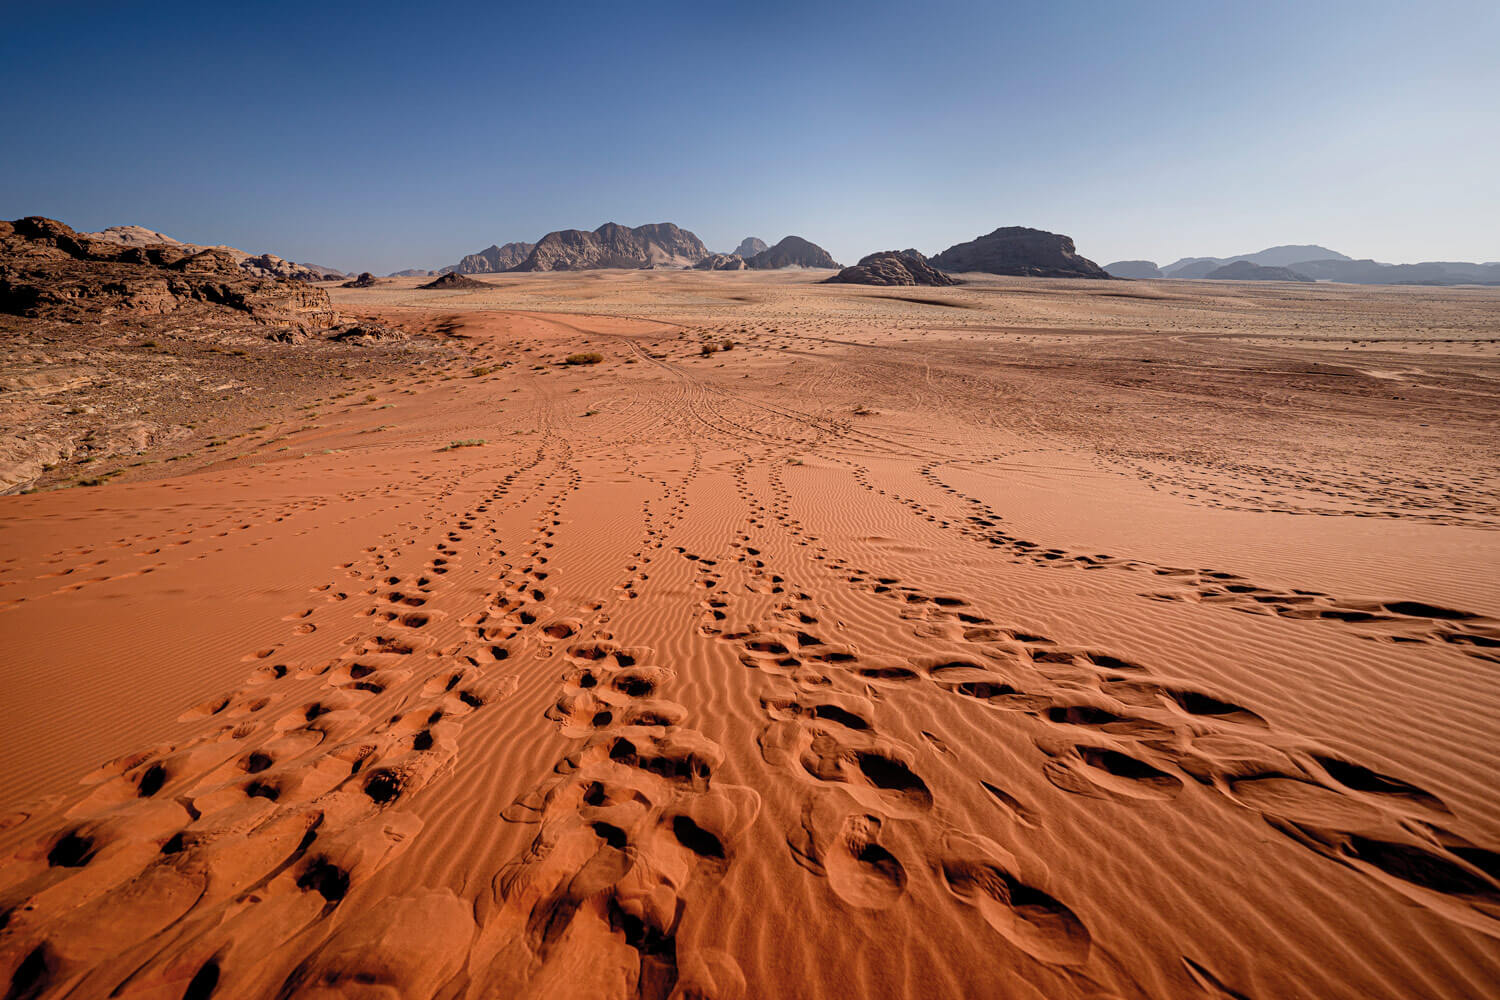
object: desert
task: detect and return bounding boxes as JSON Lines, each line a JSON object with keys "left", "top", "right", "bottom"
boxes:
{"left": 2, "top": 234, "right": 1498, "bottom": 997}
{"left": 3, "top": 2, "right": 1498, "bottom": 997}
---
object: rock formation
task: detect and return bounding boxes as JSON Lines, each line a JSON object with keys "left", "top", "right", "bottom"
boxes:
{"left": 1202, "top": 261, "right": 1313, "bottom": 282}
{"left": 340, "top": 272, "right": 381, "bottom": 288}
{"left": 1104, "top": 260, "right": 1162, "bottom": 279}
{"left": 387, "top": 268, "right": 436, "bottom": 278}
{"left": 733, "top": 237, "right": 768, "bottom": 259}
{"left": 929, "top": 227, "right": 1108, "bottom": 279}
{"left": 0, "top": 217, "right": 336, "bottom": 331}
{"left": 824, "top": 250, "right": 959, "bottom": 286}
{"left": 511, "top": 223, "right": 710, "bottom": 271}
{"left": 86, "top": 225, "right": 337, "bottom": 283}
{"left": 745, "top": 236, "right": 839, "bottom": 270}
{"left": 419, "top": 272, "right": 490, "bottom": 289}
{"left": 693, "top": 254, "right": 747, "bottom": 271}
{"left": 447, "top": 242, "right": 536, "bottom": 274}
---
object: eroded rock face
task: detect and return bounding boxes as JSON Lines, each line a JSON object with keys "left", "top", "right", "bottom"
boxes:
{"left": 824, "top": 250, "right": 959, "bottom": 287}
{"left": 86, "top": 225, "right": 337, "bottom": 282}
{"left": 929, "top": 226, "right": 1108, "bottom": 279}
{"left": 734, "top": 237, "right": 768, "bottom": 259}
{"left": 693, "top": 253, "right": 747, "bottom": 271}
{"left": 511, "top": 223, "right": 710, "bottom": 271}
{"left": 745, "top": 236, "right": 839, "bottom": 269}
{"left": 448, "top": 242, "right": 535, "bottom": 274}
{"left": 0, "top": 218, "right": 336, "bottom": 330}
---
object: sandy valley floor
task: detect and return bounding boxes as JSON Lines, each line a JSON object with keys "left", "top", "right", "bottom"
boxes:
{"left": 2, "top": 271, "right": 1498, "bottom": 998}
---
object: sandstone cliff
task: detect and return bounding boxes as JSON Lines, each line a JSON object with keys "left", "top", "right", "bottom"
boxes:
{"left": 745, "top": 236, "right": 839, "bottom": 269}
{"left": 511, "top": 223, "right": 710, "bottom": 271}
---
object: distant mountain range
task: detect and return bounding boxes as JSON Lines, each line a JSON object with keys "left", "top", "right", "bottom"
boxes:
{"left": 1105, "top": 245, "right": 1500, "bottom": 285}
{"left": 433, "top": 227, "right": 840, "bottom": 274}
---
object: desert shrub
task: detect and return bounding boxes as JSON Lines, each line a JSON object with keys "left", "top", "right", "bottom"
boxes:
{"left": 471, "top": 366, "right": 493, "bottom": 376}
{"left": 720, "top": 340, "right": 734, "bottom": 351}
{"left": 440, "top": 439, "right": 486, "bottom": 451}
{"left": 700, "top": 343, "right": 718, "bottom": 356}
{"left": 565, "top": 353, "right": 603, "bottom": 365}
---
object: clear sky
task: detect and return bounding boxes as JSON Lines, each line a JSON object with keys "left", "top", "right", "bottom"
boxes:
{"left": 3, "top": 0, "right": 1496, "bottom": 273}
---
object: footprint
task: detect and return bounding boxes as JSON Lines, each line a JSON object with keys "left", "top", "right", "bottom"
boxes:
{"left": 940, "top": 833, "right": 1091, "bottom": 966}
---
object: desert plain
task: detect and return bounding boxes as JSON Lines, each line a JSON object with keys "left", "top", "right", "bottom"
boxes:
{"left": 2, "top": 270, "right": 1499, "bottom": 999}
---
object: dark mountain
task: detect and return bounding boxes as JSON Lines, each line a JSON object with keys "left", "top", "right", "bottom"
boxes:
{"left": 445, "top": 242, "right": 536, "bottom": 275}
{"left": 510, "top": 223, "right": 709, "bottom": 271}
{"left": 1104, "top": 260, "right": 1162, "bottom": 279}
{"left": 1202, "top": 261, "right": 1312, "bottom": 282}
{"left": 420, "top": 273, "right": 490, "bottom": 289}
{"left": 1287, "top": 258, "right": 1500, "bottom": 286}
{"left": 733, "top": 237, "right": 768, "bottom": 259}
{"left": 745, "top": 236, "right": 839, "bottom": 270}
{"left": 929, "top": 226, "right": 1108, "bottom": 279}
{"left": 1161, "top": 245, "right": 1349, "bottom": 278}
{"left": 825, "top": 250, "right": 959, "bottom": 287}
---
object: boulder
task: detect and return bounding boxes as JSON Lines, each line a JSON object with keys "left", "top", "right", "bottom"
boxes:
{"left": 693, "top": 254, "right": 747, "bottom": 271}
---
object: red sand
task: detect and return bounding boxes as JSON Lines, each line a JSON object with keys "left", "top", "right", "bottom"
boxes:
{"left": 2, "top": 274, "right": 1498, "bottom": 998}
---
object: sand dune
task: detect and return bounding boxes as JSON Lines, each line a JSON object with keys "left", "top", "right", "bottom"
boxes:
{"left": 1, "top": 272, "right": 1498, "bottom": 998}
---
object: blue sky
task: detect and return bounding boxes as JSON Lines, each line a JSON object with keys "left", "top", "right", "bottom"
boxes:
{"left": 2, "top": 0, "right": 1495, "bottom": 272}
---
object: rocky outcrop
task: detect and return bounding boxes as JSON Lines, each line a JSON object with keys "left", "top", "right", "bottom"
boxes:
{"left": 87, "top": 225, "right": 337, "bottom": 283}
{"left": 419, "top": 273, "right": 490, "bottom": 289}
{"left": 327, "top": 321, "right": 408, "bottom": 344}
{"left": 930, "top": 227, "right": 1108, "bottom": 279}
{"left": 824, "top": 250, "right": 959, "bottom": 286}
{"left": 0, "top": 217, "right": 336, "bottom": 331}
{"left": 733, "top": 237, "right": 768, "bottom": 259}
{"left": 239, "top": 254, "right": 328, "bottom": 283}
{"left": 1104, "top": 260, "right": 1162, "bottom": 279}
{"left": 1202, "top": 261, "right": 1312, "bottom": 282}
{"left": 745, "top": 236, "right": 839, "bottom": 270}
{"left": 340, "top": 272, "right": 381, "bottom": 288}
{"left": 693, "top": 253, "right": 747, "bottom": 271}
{"left": 447, "top": 242, "right": 536, "bottom": 274}
{"left": 511, "top": 223, "right": 710, "bottom": 271}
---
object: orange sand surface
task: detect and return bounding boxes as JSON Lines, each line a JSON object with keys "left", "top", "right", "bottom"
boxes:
{"left": 2, "top": 273, "right": 1498, "bottom": 998}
